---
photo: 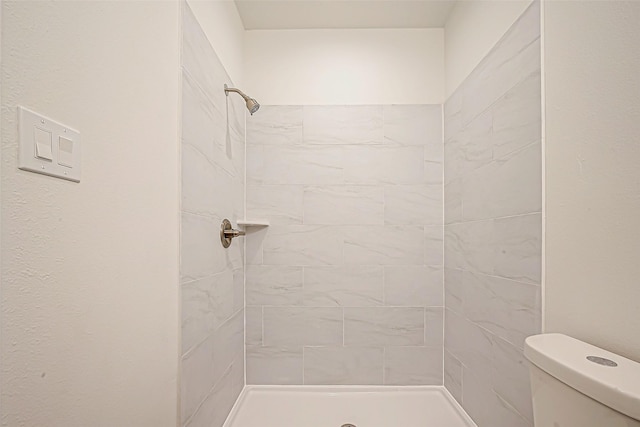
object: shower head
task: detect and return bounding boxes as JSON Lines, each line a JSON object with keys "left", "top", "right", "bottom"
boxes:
{"left": 224, "top": 84, "right": 260, "bottom": 115}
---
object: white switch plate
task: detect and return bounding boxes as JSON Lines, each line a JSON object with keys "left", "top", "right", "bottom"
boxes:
{"left": 18, "top": 106, "right": 81, "bottom": 182}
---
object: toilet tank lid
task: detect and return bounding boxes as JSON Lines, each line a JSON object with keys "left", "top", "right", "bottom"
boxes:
{"left": 524, "top": 333, "right": 640, "bottom": 421}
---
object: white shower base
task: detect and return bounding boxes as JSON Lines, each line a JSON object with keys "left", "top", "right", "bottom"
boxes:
{"left": 223, "top": 386, "right": 477, "bottom": 427}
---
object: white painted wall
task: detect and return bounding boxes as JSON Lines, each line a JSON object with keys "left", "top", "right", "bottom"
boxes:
{"left": 1, "top": 2, "right": 180, "bottom": 425}
{"left": 187, "top": 0, "right": 245, "bottom": 85}
{"left": 244, "top": 29, "right": 444, "bottom": 105}
{"left": 544, "top": 0, "right": 640, "bottom": 361}
{"left": 444, "top": 0, "right": 533, "bottom": 99}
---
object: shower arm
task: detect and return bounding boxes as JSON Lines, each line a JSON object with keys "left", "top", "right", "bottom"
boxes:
{"left": 224, "top": 84, "right": 250, "bottom": 101}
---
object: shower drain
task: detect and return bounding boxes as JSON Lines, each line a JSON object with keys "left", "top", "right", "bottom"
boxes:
{"left": 341, "top": 424, "right": 356, "bottom": 427}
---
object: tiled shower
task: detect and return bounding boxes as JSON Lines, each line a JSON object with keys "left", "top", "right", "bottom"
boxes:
{"left": 245, "top": 104, "right": 444, "bottom": 385}
{"left": 180, "top": 6, "right": 245, "bottom": 426}
{"left": 444, "top": 3, "right": 542, "bottom": 426}
{"left": 180, "top": 1, "right": 541, "bottom": 427}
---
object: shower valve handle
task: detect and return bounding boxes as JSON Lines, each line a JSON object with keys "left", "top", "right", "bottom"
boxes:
{"left": 220, "top": 219, "right": 245, "bottom": 248}
{"left": 224, "top": 228, "right": 246, "bottom": 238}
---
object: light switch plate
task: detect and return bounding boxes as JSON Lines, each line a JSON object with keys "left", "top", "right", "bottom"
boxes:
{"left": 18, "top": 106, "right": 81, "bottom": 182}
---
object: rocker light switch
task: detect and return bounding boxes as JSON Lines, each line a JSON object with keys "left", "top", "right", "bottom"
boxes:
{"left": 18, "top": 106, "right": 81, "bottom": 182}
{"left": 34, "top": 127, "right": 53, "bottom": 160}
{"left": 58, "top": 136, "right": 74, "bottom": 167}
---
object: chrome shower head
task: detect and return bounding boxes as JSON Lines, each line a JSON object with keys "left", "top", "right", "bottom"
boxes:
{"left": 224, "top": 84, "right": 261, "bottom": 115}
{"left": 245, "top": 98, "right": 260, "bottom": 115}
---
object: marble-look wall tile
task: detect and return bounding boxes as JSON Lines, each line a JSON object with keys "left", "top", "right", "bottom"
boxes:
{"left": 444, "top": 178, "right": 463, "bottom": 225}
{"left": 262, "top": 225, "right": 343, "bottom": 266}
{"left": 304, "top": 347, "right": 384, "bottom": 385}
{"left": 424, "top": 226, "right": 444, "bottom": 266}
{"left": 443, "top": 3, "right": 540, "bottom": 426}
{"left": 246, "top": 104, "right": 444, "bottom": 386}
{"left": 383, "top": 105, "right": 442, "bottom": 147}
{"left": 463, "top": 272, "right": 540, "bottom": 349}
{"left": 463, "top": 37, "right": 540, "bottom": 129}
{"left": 263, "top": 307, "right": 343, "bottom": 346}
{"left": 304, "top": 185, "right": 384, "bottom": 225}
{"left": 425, "top": 307, "right": 444, "bottom": 347}
{"left": 181, "top": 310, "right": 243, "bottom": 424}
{"left": 384, "top": 184, "right": 442, "bottom": 226}
{"left": 246, "top": 185, "right": 304, "bottom": 225}
{"left": 462, "top": 369, "right": 530, "bottom": 427}
{"left": 257, "top": 146, "right": 344, "bottom": 185}
{"left": 425, "top": 159, "right": 444, "bottom": 184}
{"left": 443, "top": 268, "right": 464, "bottom": 314}
{"left": 182, "top": 144, "right": 234, "bottom": 219}
{"left": 246, "top": 306, "right": 263, "bottom": 346}
{"left": 491, "top": 336, "right": 534, "bottom": 421}
{"left": 444, "top": 214, "right": 541, "bottom": 284}
{"left": 181, "top": 213, "right": 227, "bottom": 283}
{"left": 444, "top": 88, "right": 463, "bottom": 140}
{"left": 245, "top": 226, "right": 266, "bottom": 266}
{"left": 344, "top": 307, "right": 424, "bottom": 346}
{"left": 444, "top": 220, "right": 493, "bottom": 273}
{"left": 181, "top": 270, "right": 235, "bottom": 353}
{"left": 246, "top": 143, "right": 264, "bottom": 186}
{"left": 246, "top": 346, "right": 303, "bottom": 385}
{"left": 343, "top": 146, "right": 425, "bottom": 184}
{"left": 245, "top": 265, "right": 304, "bottom": 306}
{"left": 247, "top": 105, "right": 303, "bottom": 146}
{"left": 182, "top": 4, "right": 229, "bottom": 112}
{"left": 444, "top": 109, "right": 493, "bottom": 183}
{"left": 384, "top": 346, "right": 442, "bottom": 385}
{"left": 181, "top": 71, "right": 225, "bottom": 170}
{"left": 492, "top": 72, "right": 542, "bottom": 159}
{"left": 461, "top": 4, "right": 541, "bottom": 126}
{"left": 343, "top": 225, "right": 424, "bottom": 265}
{"left": 181, "top": 333, "right": 216, "bottom": 423}
{"left": 493, "top": 213, "right": 542, "bottom": 284}
{"left": 304, "top": 106, "right": 383, "bottom": 145}
{"left": 186, "top": 360, "right": 243, "bottom": 427}
{"left": 182, "top": 69, "right": 242, "bottom": 179}
{"left": 462, "top": 142, "right": 541, "bottom": 221}
{"left": 304, "top": 266, "right": 384, "bottom": 307}
{"left": 210, "top": 310, "right": 244, "bottom": 388}
{"left": 444, "top": 350, "right": 463, "bottom": 403}
{"left": 384, "top": 266, "right": 443, "bottom": 307}
{"left": 445, "top": 309, "right": 494, "bottom": 384}
{"left": 180, "top": 5, "right": 245, "bottom": 427}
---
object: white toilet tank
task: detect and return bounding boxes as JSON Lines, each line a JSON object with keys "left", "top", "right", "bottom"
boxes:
{"left": 524, "top": 333, "right": 640, "bottom": 427}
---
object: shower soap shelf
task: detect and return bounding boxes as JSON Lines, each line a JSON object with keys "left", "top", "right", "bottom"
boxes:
{"left": 237, "top": 219, "right": 270, "bottom": 227}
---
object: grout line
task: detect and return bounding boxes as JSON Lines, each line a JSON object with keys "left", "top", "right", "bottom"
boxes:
{"left": 243, "top": 94, "right": 248, "bottom": 388}
{"left": 382, "top": 346, "right": 386, "bottom": 385}
{"left": 342, "top": 307, "right": 345, "bottom": 347}
{"left": 540, "top": 0, "right": 547, "bottom": 334}
{"left": 441, "top": 102, "right": 446, "bottom": 387}
{"left": 176, "top": 8, "right": 185, "bottom": 423}
{"left": 445, "top": 210, "right": 542, "bottom": 227}
{"left": 260, "top": 306, "right": 264, "bottom": 346}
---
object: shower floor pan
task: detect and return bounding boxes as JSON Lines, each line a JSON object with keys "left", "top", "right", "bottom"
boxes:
{"left": 223, "top": 386, "right": 477, "bottom": 427}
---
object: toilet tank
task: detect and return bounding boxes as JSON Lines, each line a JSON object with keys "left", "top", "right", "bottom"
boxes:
{"left": 524, "top": 334, "right": 640, "bottom": 427}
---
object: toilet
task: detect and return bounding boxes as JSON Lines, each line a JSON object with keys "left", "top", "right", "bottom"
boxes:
{"left": 525, "top": 333, "right": 640, "bottom": 426}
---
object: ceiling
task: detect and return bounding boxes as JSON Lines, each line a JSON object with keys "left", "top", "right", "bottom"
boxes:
{"left": 234, "top": 0, "right": 457, "bottom": 30}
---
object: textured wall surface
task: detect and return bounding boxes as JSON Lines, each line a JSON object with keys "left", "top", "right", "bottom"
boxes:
{"left": 443, "top": 2, "right": 541, "bottom": 427}
{"left": 244, "top": 104, "right": 443, "bottom": 385}
{"left": 1, "top": 1, "right": 180, "bottom": 425}
{"left": 545, "top": 0, "right": 640, "bottom": 363}
{"left": 180, "top": 5, "right": 245, "bottom": 427}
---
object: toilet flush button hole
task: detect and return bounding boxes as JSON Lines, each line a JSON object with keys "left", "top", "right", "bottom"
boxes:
{"left": 586, "top": 355, "right": 618, "bottom": 367}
